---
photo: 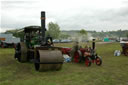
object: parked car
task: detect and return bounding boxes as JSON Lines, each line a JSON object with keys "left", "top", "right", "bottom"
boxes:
{"left": 60, "top": 39, "right": 72, "bottom": 43}
{"left": 53, "top": 39, "right": 60, "bottom": 43}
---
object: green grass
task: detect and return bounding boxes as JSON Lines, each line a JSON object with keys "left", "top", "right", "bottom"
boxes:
{"left": 0, "top": 43, "right": 128, "bottom": 85}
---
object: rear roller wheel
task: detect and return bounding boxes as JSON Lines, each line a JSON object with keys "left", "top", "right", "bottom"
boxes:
{"left": 35, "top": 59, "right": 40, "bottom": 71}
{"left": 14, "top": 52, "right": 21, "bottom": 62}
{"left": 17, "top": 55, "right": 21, "bottom": 62}
{"left": 14, "top": 42, "right": 27, "bottom": 62}
{"left": 14, "top": 43, "right": 21, "bottom": 61}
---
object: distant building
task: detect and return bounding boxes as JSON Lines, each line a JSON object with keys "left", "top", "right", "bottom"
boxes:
{"left": 104, "top": 38, "right": 109, "bottom": 42}
{"left": 104, "top": 37, "right": 117, "bottom": 42}
{"left": 0, "top": 33, "right": 20, "bottom": 44}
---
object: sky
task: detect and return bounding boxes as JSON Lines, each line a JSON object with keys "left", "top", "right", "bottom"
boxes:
{"left": 0, "top": 0, "right": 128, "bottom": 32}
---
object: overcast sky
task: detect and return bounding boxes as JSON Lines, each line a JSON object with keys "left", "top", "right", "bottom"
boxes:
{"left": 0, "top": 0, "right": 128, "bottom": 32}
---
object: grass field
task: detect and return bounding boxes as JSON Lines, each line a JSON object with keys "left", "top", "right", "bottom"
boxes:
{"left": 0, "top": 42, "right": 128, "bottom": 85}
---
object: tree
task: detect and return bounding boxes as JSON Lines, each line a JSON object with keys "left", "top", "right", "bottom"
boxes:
{"left": 79, "top": 29, "right": 88, "bottom": 41}
{"left": 47, "top": 22, "right": 61, "bottom": 39}
{"left": 59, "top": 33, "right": 70, "bottom": 39}
{"left": 79, "top": 29, "right": 87, "bottom": 36}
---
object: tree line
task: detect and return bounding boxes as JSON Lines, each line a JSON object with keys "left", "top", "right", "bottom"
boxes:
{"left": 4, "top": 22, "right": 128, "bottom": 40}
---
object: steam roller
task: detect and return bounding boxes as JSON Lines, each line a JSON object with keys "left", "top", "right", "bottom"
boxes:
{"left": 14, "top": 11, "right": 64, "bottom": 71}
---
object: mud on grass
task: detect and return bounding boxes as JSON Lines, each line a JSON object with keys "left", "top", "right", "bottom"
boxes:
{"left": 0, "top": 43, "right": 128, "bottom": 85}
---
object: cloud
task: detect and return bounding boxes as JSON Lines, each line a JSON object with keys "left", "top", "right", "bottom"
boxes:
{"left": 0, "top": 0, "right": 128, "bottom": 32}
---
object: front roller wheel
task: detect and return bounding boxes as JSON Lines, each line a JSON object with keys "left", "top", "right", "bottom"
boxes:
{"left": 95, "top": 56, "right": 102, "bottom": 66}
{"left": 34, "top": 50, "right": 64, "bottom": 71}
{"left": 85, "top": 57, "right": 91, "bottom": 67}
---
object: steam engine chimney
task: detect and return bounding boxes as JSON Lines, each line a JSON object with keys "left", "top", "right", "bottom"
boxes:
{"left": 92, "top": 39, "right": 95, "bottom": 50}
{"left": 41, "top": 11, "right": 46, "bottom": 43}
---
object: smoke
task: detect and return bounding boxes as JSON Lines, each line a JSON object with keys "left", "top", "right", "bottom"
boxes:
{"left": 71, "top": 33, "right": 93, "bottom": 42}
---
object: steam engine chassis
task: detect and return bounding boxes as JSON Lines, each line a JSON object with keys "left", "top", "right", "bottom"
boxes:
{"left": 61, "top": 39, "right": 102, "bottom": 67}
{"left": 14, "top": 11, "right": 102, "bottom": 71}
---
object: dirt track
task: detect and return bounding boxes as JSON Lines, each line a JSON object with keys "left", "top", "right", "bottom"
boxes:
{"left": 97, "top": 42, "right": 113, "bottom": 44}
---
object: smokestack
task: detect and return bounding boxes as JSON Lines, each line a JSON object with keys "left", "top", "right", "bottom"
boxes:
{"left": 92, "top": 39, "right": 95, "bottom": 50}
{"left": 41, "top": 11, "right": 45, "bottom": 43}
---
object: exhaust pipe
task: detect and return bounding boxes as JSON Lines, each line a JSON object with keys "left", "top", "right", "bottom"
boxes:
{"left": 92, "top": 39, "right": 95, "bottom": 50}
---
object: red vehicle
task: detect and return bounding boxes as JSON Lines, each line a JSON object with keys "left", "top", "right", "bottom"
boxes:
{"left": 120, "top": 40, "right": 128, "bottom": 56}
{"left": 61, "top": 39, "right": 102, "bottom": 67}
